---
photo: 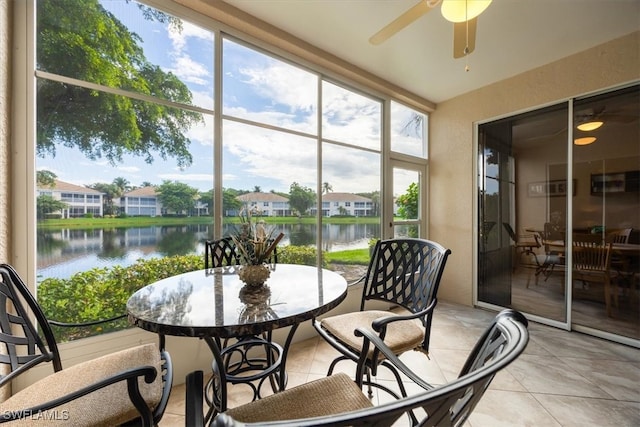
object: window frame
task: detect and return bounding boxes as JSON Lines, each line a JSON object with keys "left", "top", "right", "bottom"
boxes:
{"left": 12, "top": 0, "right": 431, "bottom": 350}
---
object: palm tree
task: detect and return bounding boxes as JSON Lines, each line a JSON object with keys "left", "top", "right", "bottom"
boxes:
{"left": 322, "top": 182, "right": 333, "bottom": 194}
{"left": 112, "top": 177, "right": 131, "bottom": 194}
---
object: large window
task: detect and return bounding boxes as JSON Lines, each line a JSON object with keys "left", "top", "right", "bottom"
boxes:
{"left": 30, "top": 0, "right": 428, "bottom": 341}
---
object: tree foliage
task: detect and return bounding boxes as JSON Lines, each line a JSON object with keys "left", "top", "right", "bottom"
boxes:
{"left": 36, "top": 170, "right": 57, "bottom": 187}
{"left": 36, "top": 0, "right": 202, "bottom": 167}
{"left": 37, "top": 195, "right": 68, "bottom": 219}
{"left": 396, "top": 182, "right": 419, "bottom": 219}
{"left": 222, "top": 188, "right": 243, "bottom": 215}
{"left": 289, "top": 182, "right": 316, "bottom": 216}
{"left": 156, "top": 180, "right": 199, "bottom": 215}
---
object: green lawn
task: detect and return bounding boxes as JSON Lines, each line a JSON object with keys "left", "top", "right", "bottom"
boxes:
{"left": 38, "top": 215, "right": 380, "bottom": 229}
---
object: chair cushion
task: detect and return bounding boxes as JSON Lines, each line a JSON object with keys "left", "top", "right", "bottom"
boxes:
{"left": 0, "top": 344, "right": 163, "bottom": 426}
{"left": 223, "top": 372, "right": 372, "bottom": 423}
{"left": 320, "top": 310, "right": 425, "bottom": 357}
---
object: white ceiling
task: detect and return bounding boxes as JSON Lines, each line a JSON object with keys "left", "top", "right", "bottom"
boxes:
{"left": 222, "top": 0, "right": 640, "bottom": 104}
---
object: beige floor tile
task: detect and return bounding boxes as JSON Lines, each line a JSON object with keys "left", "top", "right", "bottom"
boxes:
{"left": 557, "top": 356, "right": 640, "bottom": 401}
{"left": 508, "top": 354, "right": 615, "bottom": 398}
{"left": 533, "top": 394, "right": 640, "bottom": 427}
{"left": 162, "top": 302, "right": 640, "bottom": 426}
{"left": 468, "top": 389, "right": 561, "bottom": 427}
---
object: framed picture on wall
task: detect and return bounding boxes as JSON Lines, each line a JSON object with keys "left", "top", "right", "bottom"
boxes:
{"left": 527, "top": 179, "right": 576, "bottom": 197}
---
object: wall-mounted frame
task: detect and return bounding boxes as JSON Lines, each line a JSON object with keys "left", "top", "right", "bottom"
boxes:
{"left": 527, "top": 179, "right": 576, "bottom": 197}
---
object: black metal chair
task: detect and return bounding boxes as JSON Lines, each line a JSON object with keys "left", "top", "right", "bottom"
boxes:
{"left": 205, "top": 237, "right": 239, "bottom": 269}
{"left": 186, "top": 309, "right": 529, "bottom": 426}
{"left": 0, "top": 263, "right": 173, "bottom": 426}
{"left": 205, "top": 237, "right": 278, "bottom": 269}
{"left": 313, "top": 238, "right": 451, "bottom": 399}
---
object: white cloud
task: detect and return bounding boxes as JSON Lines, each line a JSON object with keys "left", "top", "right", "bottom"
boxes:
{"left": 167, "top": 54, "right": 211, "bottom": 86}
{"left": 158, "top": 173, "right": 213, "bottom": 183}
{"left": 238, "top": 64, "right": 317, "bottom": 112}
{"left": 165, "top": 20, "right": 213, "bottom": 87}
{"left": 117, "top": 166, "right": 140, "bottom": 173}
{"left": 168, "top": 21, "right": 212, "bottom": 52}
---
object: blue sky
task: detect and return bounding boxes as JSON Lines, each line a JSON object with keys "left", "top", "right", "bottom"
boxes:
{"left": 37, "top": 0, "right": 422, "bottom": 196}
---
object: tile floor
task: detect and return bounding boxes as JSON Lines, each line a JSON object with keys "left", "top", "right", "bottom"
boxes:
{"left": 160, "top": 301, "right": 640, "bottom": 426}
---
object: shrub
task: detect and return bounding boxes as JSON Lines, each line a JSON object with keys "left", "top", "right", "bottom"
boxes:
{"left": 38, "top": 254, "right": 204, "bottom": 341}
{"left": 278, "top": 245, "right": 327, "bottom": 267}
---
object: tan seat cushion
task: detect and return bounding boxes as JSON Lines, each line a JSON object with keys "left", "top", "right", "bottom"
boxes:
{"left": 0, "top": 344, "right": 163, "bottom": 426}
{"left": 224, "top": 372, "right": 372, "bottom": 423}
{"left": 320, "top": 310, "right": 425, "bottom": 357}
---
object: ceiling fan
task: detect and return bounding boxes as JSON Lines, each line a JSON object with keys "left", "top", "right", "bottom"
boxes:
{"left": 575, "top": 106, "right": 638, "bottom": 129}
{"left": 369, "top": 0, "right": 493, "bottom": 59}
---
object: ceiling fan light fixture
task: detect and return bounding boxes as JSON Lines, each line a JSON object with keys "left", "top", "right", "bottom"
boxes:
{"left": 574, "top": 136, "right": 597, "bottom": 146}
{"left": 576, "top": 121, "right": 603, "bottom": 131}
{"left": 441, "top": 0, "right": 492, "bottom": 23}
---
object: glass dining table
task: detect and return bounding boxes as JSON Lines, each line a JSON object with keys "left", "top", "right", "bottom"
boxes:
{"left": 126, "top": 263, "right": 348, "bottom": 419}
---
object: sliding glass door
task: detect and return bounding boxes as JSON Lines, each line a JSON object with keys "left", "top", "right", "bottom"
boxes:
{"left": 477, "top": 84, "right": 639, "bottom": 345}
{"left": 478, "top": 103, "right": 569, "bottom": 323}
{"left": 570, "top": 86, "right": 640, "bottom": 339}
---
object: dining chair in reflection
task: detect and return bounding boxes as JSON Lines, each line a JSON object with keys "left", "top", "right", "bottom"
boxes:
{"left": 503, "top": 223, "right": 540, "bottom": 271}
{"left": 572, "top": 241, "right": 618, "bottom": 317}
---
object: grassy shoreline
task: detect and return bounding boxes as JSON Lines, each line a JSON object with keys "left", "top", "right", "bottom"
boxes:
{"left": 38, "top": 215, "right": 380, "bottom": 229}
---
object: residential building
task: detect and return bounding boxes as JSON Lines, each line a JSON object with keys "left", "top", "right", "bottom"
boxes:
{"left": 37, "top": 179, "right": 104, "bottom": 218}
{"left": 236, "top": 192, "right": 291, "bottom": 217}
{"left": 314, "top": 192, "right": 374, "bottom": 217}
{"left": 120, "top": 186, "right": 162, "bottom": 217}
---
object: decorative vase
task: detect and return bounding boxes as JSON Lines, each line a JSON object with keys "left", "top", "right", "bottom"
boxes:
{"left": 238, "top": 284, "right": 276, "bottom": 324}
{"left": 238, "top": 264, "right": 270, "bottom": 287}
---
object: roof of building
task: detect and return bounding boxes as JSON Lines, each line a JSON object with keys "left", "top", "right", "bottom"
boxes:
{"left": 236, "top": 192, "right": 289, "bottom": 202}
{"left": 123, "top": 186, "right": 158, "bottom": 197}
{"left": 40, "top": 179, "right": 103, "bottom": 194}
{"left": 322, "top": 192, "right": 371, "bottom": 202}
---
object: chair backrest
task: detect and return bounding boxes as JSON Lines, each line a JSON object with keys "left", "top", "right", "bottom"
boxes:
{"left": 209, "top": 309, "right": 528, "bottom": 427}
{"left": 502, "top": 222, "right": 517, "bottom": 242}
{"left": 362, "top": 238, "right": 450, "bottom": 352}
{"left": 607, "top": 228, "right": 632, "bottom": 244}
{"left": 205, "top": 237, "right": 279, "bottom": 269}
{"left": 543, "top": 221, "right": 564, "bottom": 241}
{"left": 205, "top": 237, "right": 239, "bottom": 269}
{"left": 0, "top": 264, "right": 62, "bottom": 387}
{"left": 572, "top": 241, "right": 612, "bottom": 273}
{"left": 363, "top": 238, "right": 451, "bottom": 312}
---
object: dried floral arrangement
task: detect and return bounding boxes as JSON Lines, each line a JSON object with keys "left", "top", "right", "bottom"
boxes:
{"left": 230, "top": 206, "right": 284, "bottom": 266}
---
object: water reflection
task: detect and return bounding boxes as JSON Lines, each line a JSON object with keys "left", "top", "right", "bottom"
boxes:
{"left": 37, "top": 222, "right": 380, "bottom": 280}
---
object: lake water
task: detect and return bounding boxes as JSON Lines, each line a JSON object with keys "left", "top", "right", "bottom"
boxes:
{"left": 37, "top": 222, "right": 381, "bottom": 281}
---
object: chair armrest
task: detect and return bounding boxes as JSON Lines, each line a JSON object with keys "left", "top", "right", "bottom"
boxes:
{"left": 347, "top": 273, "right": 366, "bottom": 286}
{"left": 48, "top": 313, "right": 127, "bottom": 328}
{"left": 370, "top": 298, "right": 437, "bottom": 333}
{"left": 0, "top": 365, "right": 158, "bottom": 426}
{"left": 355, "top": 327, "right": 434, "bottom": 391}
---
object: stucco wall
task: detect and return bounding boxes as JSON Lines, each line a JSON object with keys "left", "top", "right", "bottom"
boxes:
{"left": 429, "top": 31, "right": 640, "bottom": 306}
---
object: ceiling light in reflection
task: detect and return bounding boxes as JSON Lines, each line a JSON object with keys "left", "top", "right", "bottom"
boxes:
{"left": 576, "top": 121, "right": 603, "bottom": 131}
{"left": 574, "top": 137, "right": 596, "bottom": 146}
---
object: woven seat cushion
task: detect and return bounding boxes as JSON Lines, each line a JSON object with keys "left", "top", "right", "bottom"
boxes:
{"left": 0, "top": 344, "right": 163, "bottom": 426}
{"left": 320, "top": 310, "right": 425, "bottom": 357}
{"left": 223, "top": 372, "right": 372, "bottom": 423}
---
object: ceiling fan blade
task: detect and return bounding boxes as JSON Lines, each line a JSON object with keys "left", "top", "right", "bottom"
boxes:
{"left": 453, "top": 17, "right": 477, "bottom": 59}
{"left": 369, "top": 0, "right": 435, "bottom": 45}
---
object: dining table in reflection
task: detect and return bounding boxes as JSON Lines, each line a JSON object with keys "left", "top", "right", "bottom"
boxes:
{"left": 126, "top": 263, "right": 348, "bottom": 420}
